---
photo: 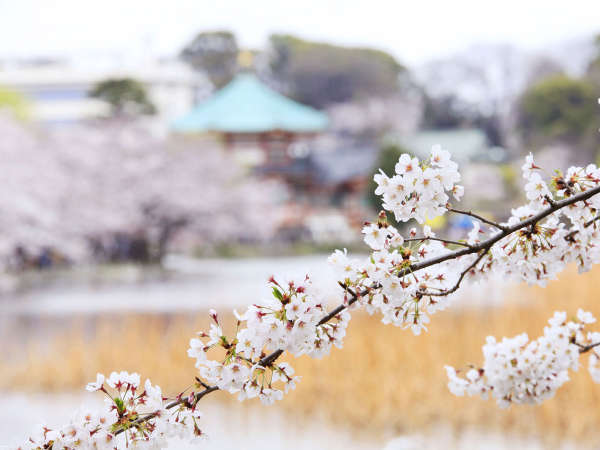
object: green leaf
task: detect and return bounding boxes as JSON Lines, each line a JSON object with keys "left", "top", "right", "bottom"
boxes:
{"left": 272, "top": 286, "right": 283, "bottom": 301}
{"left": 114, "top": 397, "right": 125, "bottom": 414}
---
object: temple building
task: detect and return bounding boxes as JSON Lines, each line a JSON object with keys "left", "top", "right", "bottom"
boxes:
{"left": 172, "top": 73, "right": 328, "bottom": 166}
{"left": 171, "top": 66, "right": 374, "bottom": 240}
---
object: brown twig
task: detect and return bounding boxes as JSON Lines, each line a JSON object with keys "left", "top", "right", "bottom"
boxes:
{"left": 564, "top": 214, "right": 600, "bottom": 241}
{"left": 575, "top": 341, "right": 600, "bottom": 354}
{"left": 418, "top": 250, "right": 488, "bottom": 297}
{"left": 113, "top": 385, "right": 219, "bottom": 436}
{"left": 448, "top": 208, "right": 508, "bottom": 231}
{"left": 544, "top": 195, "right": 557, "bottom": 207}
{"left": 403, "top": 236, "right": 473, "bottom": 248}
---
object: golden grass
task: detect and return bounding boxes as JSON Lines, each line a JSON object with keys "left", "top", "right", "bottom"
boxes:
{"left": 3, "top": 264, "right": 600, "bottom": 444}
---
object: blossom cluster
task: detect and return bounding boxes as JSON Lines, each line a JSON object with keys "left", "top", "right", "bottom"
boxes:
{"left": 329, "top": 229, "right": 480, "bottom": 335}
{"left": 187, "top": 277, "right": 349, "bottom": 404}
{"left": 445, "top": 310, "right": 599, "bottom": 407}
{"left": 329, "top": 150, "right": 600, "bottom": 409}
{"left": 17, "top": 371, "right": 204, "bottom": 450}
{"left": 480, "top": 153, "right": 600, "bottom": 286}
{"left": 331, "top": 157, "right": 483, "bottom": 335}
{"left": 373, "top": 146, "right": 463, "bottom": 224}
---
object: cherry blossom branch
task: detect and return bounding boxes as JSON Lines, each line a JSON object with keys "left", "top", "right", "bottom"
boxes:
{"left": 255, "top": 184, "right": 600, "bottom": 371}
{"left": 98, "top": 183, "right": 600, "bottom": 439}
{"left": 400, "top": 183, "right": 600, "bottom": 278}
{"left": 112, "top": 385, "right": 219, "bottom": 437}
{"left": 25, "top": 140, "right": 600, "bottom": 449}
{"left": 168, "top": 385, "right": 218, "bottom": 408}
{"left": 203, "top": 183, "right": 600, "bottom": 390}
{"left": 319, "top": 283, "right": 366, "bottom": 325}
{"left": 114, "top": 412, "right": 159, "bottom": 436}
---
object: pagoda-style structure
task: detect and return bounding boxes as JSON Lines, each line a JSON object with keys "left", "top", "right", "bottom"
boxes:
{"left": 172, "top": 73, "right": 328, "bottom": 165}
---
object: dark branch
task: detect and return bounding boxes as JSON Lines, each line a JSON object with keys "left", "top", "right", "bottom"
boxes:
{"left": 544, "top": 195, "right": 556, "bottom": 207}
{"left": 114, "top": 385, "right": 220, "bottom": 436}
{"left": 258, "top": 349, "right": 284, "bottom": 367}
{"left": 585, "top": 214, "right": 600, "bottom": 228}
{"left": 418, "top": 250, "right": 488, "bottom": 297}
{"left": 564, "top": 214, "right": 600, "bottom": 241}
{"left": 404, "top": 236, "right": 473, "bottom": 248}
{"left": 163, "top": 386, "right": 219, "bottom": 412}
{"left": 448, "top": 208, "right": 508, "bottom": 231}
{"left": 575, "top": 341, "right": 600, "bottom": 354}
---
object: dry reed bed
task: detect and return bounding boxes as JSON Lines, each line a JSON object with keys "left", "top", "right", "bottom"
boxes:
{"left": 2, "top": 265, "right": 600, "bottom": 444}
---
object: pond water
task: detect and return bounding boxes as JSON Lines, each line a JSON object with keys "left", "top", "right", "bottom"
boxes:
{"left": 0, "top": 254, "right": 507, "bottom": 317}
{"left": 0, "top": 255, "right": 337, "bottom": 316}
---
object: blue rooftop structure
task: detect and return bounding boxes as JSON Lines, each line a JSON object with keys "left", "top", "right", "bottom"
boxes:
{"left": 172, "top": 74, "right": 329, "bottom": 134}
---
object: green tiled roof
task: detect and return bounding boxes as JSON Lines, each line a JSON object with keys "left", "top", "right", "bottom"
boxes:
{"left": 172, "top": 74, "right": 328, "bottom": 133}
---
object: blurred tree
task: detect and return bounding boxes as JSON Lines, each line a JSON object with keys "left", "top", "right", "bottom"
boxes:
{"left": 526, "top": 56, "right": 565, "bottom": 86}
{"left": 418, "top": 44, "right": 544, "bottom": 151}
{"left": 268, "top": 34, "right": 405, "bottom": 108}
{"left": 366, "top": 143, "right": 412, "bottom": 215}
{"left": 517, "top": 75, "right": 597, "bottom": 144}
{"left": 586, "top": 34, "right": 600, "bottom": 87}
{"left": 0, "top": 117, "right": 284, "bottom": 267}
{"left": 474, "top": 114, "right": 504, "bottom": 147}
{"left": 89, "top": 78, "right": 156, "bottom": 116}
{"left": 421, "top": 93, "right": 503, "bottom": 146}
{"left": 180, "top": 31, "right": 239, "bottom": 88}
{"left": 0, "top": 86, "right": 29, "bottom": 120}
{"left": 421, "top": 94, "right": 468, "bottom": 129}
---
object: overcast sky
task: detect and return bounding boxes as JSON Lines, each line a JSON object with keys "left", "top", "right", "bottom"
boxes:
{"left": 1, "top": 0, "right": 599, "bottom": 66}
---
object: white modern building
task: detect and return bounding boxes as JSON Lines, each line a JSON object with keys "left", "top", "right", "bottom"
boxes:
{"left": 0, "top": 58, "right": 210, "bottom": 125}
